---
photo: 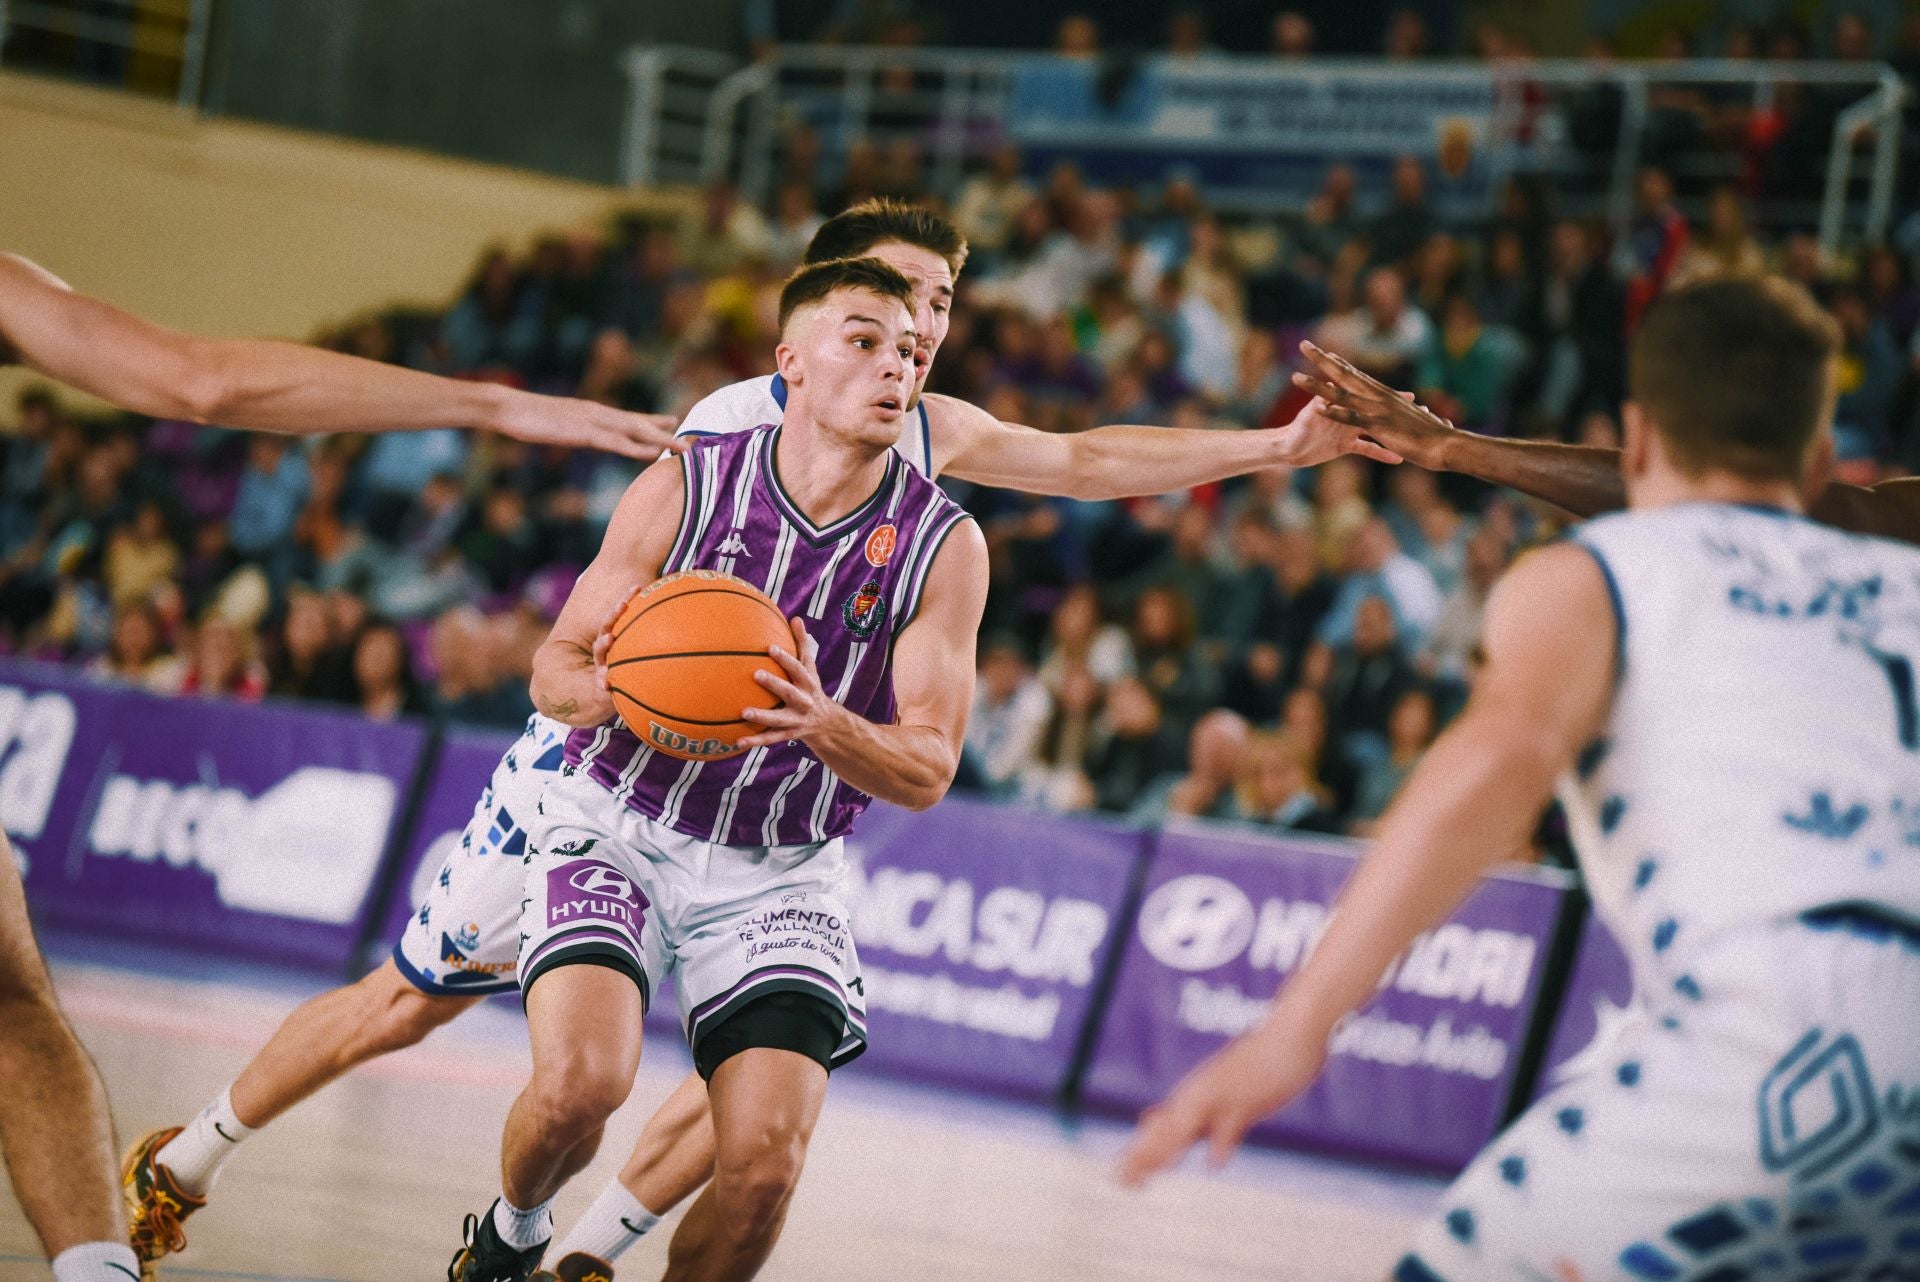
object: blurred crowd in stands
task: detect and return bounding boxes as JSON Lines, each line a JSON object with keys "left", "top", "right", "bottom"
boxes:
{"left": 6, "top": 8, "right": 1919, "bottom": 845}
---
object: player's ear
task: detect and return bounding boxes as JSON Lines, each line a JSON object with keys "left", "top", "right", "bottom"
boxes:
{"left": 1799, "top": 427, "right": 1834, "bottom": 507}
{"left": 774, "top": 340, "right": 801, "bottom": 385}
{"left": 1620, "top": 401, "right": 1652, "bottom": 483}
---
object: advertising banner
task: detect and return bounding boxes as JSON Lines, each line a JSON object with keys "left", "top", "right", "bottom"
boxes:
{"left": 1083, "top": 820, "right": 1572, "bottom": 1169}
{"left": 1531, "top": 911, "right": 1636, "bottom": 1101}
{"left": 0, "top": 661, "right": 427, "bottom": 971}
{"left": 836, "top": 797, "right": 1148, "bottom": 1097}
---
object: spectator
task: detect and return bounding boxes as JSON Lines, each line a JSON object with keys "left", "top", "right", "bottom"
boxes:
{"left": 1130, "top": 583, "right": 1218, "bottom": 739}
{"left": 1085, "top": 676, "right": 1182, "bottom": 814}
{"left": 1135, "top": 708, "right": 1248, "bottom": 822}
{"left": 1426, "top": 525, "right": 1508, "bottom": 700}
{"left": 1019, "top": 663, "right": 1102, "bottom": 812}
{"left": 1055, "top": 13, "right": 1099, "bottom": 59}
{"left": 1348, "top": 687, "right": 1437, "bottom": 834}
{"left": 441, "top": 248, "right": 539, "bottom": 375}
{"left": 1314, "top": 267, "right": 1433, "bottom": 381}
{"left": 102, "top": 501, "right": 179, "bottom": 611}
{"left": 682, "top": 181, "right": 771, "bottom": 277}
{"left": 1519, "top": 220, "right": 1625, "bottom": 427}
{"left": 1621, "top": 166, "right": 1689, "bottom": 330}
{"left": 1315, "top": 594, "right": 1419, "bottom": 765}
{"left": 430, "top": 606, "right": 529, "bottom": 729}
{"left": 352, "top": 620, "right": 424, "bottom": 722}
{"left": 1416, "top": 293, "right": 1508, "bottom": 429}
{"left": 1038, "top": 583, "right": 1134, "bottom": 691}
{"left": 228, "top": 436, "right": 310, "bottom": 566}
{"left": 1166, "top": 9, "right": 1212, "bottom": 58}
{"left": 88, "top": 602, "right": 182, "bottom": 693}
{"left": 1369, "top": 156, "right": 1434, "bottom": 270}
{"left": 177, "top": 613, "right": 268, "bottom": 702}
{"left": 1830, "top": 288, "right": 1902, "bottom": 468}
{"left": 1383, "top": 8, "right": 1431, "bottom": 59}
{"left": 1271, "top": 11, "right": 1314, "bottom": 58}
{"left": 1230, "top": 733, "right": 1342, "bottom": 833}
{"left": 271, "top": 587, "right": 357, "bottom": 704}
{"left": 953, "top": 146, "right": 1035, "bottom": 263}
{"left": 966, "top": 635, "right": 1053, "bottom": 794}
{"left": 1318, "top": 518, "right": 1444, "bottom": 649}
{"left": 1293, "top": 164, "right": 1361, "bottom": 273}
{"left": 458, "top": 483, "right": 543, "bottom": 593}
{"left": 764, "top": 183, "right": 826, "bottom": 271}
{"left": 1681, "top": 186, "right": 1767, "bottom": 282}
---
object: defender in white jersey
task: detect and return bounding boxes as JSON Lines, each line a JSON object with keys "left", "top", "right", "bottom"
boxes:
{"left": 135, "top": 199, "right": 1404, "bottom": 1274}
{"left": 1124, "top": 277, "right": 1920, "bottom": 1281}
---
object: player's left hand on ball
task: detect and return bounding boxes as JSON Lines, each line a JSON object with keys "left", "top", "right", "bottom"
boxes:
{"left": 1117, "top": 1031, "right": 1322, "bottom": 1187}
{"left": 739, "top": 618, "right": 832, "bottom": 747}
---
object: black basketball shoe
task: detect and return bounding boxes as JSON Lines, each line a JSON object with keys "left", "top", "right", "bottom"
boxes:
{"left": 448, "top": 1203, "right": 549, "bottom": 1282}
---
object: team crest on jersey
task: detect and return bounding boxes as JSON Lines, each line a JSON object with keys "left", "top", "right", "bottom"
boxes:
{"left": 865, "top": 524, "right": 897, "bottom": 567}
{"left": 453, "top": 920, "right": 481, "bottom": 951}
{"left": 843, "top": 579, "right": 887, "bottom": 637}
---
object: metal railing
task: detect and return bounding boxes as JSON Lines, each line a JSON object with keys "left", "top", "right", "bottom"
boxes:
{"left": 622, "top": 46, "right": 1907, "bottom": 252}
{"left": 0, "top": 0, "right": 211, "bottom": 110}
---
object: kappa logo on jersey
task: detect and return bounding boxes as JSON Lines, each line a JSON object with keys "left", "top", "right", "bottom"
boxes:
{"left": 843, "top": 579, "right": 888, "bottom": 638}
{"left": 569, "top": 864, "right": 635, "bottom": 899}
{"left": 865, "top": 524, "right": 897, "bottom": 567}
{"left": 717, "top": 529, "right": 752, "bottom": 558}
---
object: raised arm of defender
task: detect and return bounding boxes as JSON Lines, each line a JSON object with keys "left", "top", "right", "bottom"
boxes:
{"left": 1295, "top": 341, "right": 1920, "bottom": 543}
{"left": 0, "top": 253, "right": 679, "bottom": 458}
{"left": 925, "top": 391, "right": 1401, "bottom": 501}
{"left": 739, "top": 519, "right": 989, "bottom": 811}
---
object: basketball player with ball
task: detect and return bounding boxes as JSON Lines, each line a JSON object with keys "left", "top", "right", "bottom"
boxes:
{"left": 440, "top": 254, "right": 986, "bottom": 1281}
{"left": 131, "top": 199, "right": 1396, "bottom": 1279}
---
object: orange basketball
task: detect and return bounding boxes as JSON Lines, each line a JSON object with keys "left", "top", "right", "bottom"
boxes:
{"left": 603, "top": 570, "right": 792, "bottom": 761}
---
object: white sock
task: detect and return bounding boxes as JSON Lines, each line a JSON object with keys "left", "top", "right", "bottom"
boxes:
{"left": 554, "top": 1180, "right": 661, "bottom": 1263}
{"left": 493, "top": 1195, "right": 554, "bottom": 1252}
{"left": 155, "top": 1086, "right": 255, "bottom": 1197}
{"left": 51, "top": 1242, "right": 142, "bottom": 1282}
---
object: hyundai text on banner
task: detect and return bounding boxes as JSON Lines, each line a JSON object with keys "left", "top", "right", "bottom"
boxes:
{"left": 0, "top": 660, "right": 427, "bottom": 970}
{"left": 840, "top": 797, "right": 1146, "bottom": 1097}
{"left": 1084, "top": 820, "right": 1573, "bottom": 1169}
{"left": 1532, "top": 911, "right": 1635, "bottom": 1102}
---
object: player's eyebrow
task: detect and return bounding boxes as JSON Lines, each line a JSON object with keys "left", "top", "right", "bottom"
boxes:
{"left": 842, "top": 315, "right": 917, "bottom": 340}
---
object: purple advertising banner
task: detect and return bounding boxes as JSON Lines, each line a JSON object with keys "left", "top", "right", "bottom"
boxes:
{"left": 835, "top": 796, "right": 1147, "bottom": 1097}
{"left": 1083, "top": 820, "right": 1573, "bottom": 1169}
{"left": 0, "top": 660, "right": 427, "bottom": 971}
{"left": 378, "top": 726, "right": 518, "bottom": 954}
{"left": 1531, "top": 911, "right": 1634, "bottom": 1101}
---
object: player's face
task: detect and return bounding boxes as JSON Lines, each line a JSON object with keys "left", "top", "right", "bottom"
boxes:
{"left": 862, "top": 240, "right": 954, "bottom": 407}
{"left": 793, "top": 288, "right": 917, "bottom": 447}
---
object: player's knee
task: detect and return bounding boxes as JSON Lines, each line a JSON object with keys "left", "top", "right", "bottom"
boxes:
{"left": 712, "top": 1132, "right": 806, "bottom": 1231}
{"left": 529, "top": 1048, "right": 634, "bottom": 1131}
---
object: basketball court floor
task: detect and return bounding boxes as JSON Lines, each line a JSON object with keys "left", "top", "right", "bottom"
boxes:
{"left": 0, "top": 944, "right": 1445, "bottom": 1281}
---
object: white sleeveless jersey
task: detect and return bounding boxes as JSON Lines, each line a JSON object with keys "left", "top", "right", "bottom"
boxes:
{"left": 1558, "top": 502, "right": 1920, "bottom": 987}
{"left": 676, "top": 373, "right": 936, "bottom": 479}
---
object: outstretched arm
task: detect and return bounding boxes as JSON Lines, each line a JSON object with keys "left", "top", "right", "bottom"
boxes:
{"left": 0, "top": 253, "right": 680, "bottom": 458}
{"left": 740, "top": 518, "right": 989, "bottom": 810}
{"left": 531, "top": 455, "right": 686, "bottom": 726}
{"left": 927, "top": 391, "right": 1400, "bottom": 500}
{"left": 1119, "top": 542, "right": 1614, "bottom": 1184}
{"left": 1297, "top": 341, "right": 1920, "bottom": 542}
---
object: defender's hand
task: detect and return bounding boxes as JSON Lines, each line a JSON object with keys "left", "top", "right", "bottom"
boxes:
{"left": 1271, "top": 395, "right": 1404, "bottom": 468}
{"left": 499, "top": 394, "right": 685, "bottom": 461}
{"left": 1291, "top": 341, "right": 1457, "bottom": 471}
{"left": 1117, "top": 1028, "right": 1326, "bottom": 1187}
{"left": 738, "top": 618, "right": 837, "bottom": 748}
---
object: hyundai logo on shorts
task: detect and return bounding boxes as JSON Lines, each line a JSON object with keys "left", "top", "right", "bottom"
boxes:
{"left": 569, "top": 864, "right": 635, "bottom": 900}
{"left": 1137, "top": 874, "right": 1257, "bottom": 972}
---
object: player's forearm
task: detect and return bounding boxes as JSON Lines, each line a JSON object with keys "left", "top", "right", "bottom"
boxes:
{"left": 1432, "top": 433, "right": 1626, "bottom": 518}
{"left": 1063, "top": 426, "right": 1287, "bottom": 500}
{"left": 196, "top": 339, "right": 513, "bottom": 435}
{"left": 1255, "top": 710, "right": 1557, "bottom": 1047}
{"left": 1810, "top": 478, "right": 1920, "bottom": 543}
{"left": 804, "top": 706, "right": 957, "bottom": 811}
{"left": 531, "top": 640, "right": 613, "bottom": 727}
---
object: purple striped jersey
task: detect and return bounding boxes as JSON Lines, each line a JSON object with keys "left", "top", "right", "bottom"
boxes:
{"left": 565, "top": 424, "right": 973, "bottom": 847}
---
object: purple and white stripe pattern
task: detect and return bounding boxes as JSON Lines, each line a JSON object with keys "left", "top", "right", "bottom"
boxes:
{"left": 568, "top": 425, "right": 971, "bottom": 847}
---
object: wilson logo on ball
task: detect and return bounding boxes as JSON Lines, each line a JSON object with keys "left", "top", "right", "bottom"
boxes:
{"left": 648, "top": 722, "right": 736, "bottom": 759}
{"left": 865, "top": 524, "right": 898, "bottom": 567}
